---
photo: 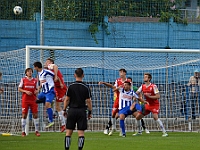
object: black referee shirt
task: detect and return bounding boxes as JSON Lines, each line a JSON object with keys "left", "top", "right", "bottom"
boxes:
{"left": 67, "top": 81, "right": 91, "bottom": 108}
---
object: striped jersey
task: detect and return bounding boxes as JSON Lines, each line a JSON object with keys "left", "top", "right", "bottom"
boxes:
{"left": 118, "top": 87, "right": 139, "bottom": 110}
{"left": 38, "top": 69, "right": 54, "bottom": 93}
{"left": 113, "top": 78, "right": 132, "bottom": 102}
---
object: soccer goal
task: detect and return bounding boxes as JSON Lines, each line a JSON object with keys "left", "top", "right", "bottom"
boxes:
{"left": 0, "top": 46, "right": 200, "bottom": 136}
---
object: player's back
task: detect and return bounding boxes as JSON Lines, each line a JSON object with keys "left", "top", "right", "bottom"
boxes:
{"left": 38, "top": 69, "right": 54, "bottom": 93}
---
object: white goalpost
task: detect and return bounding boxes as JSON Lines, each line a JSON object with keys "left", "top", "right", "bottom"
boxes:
{"left": 0, "top": 45, "right": 200, "bottom": 136}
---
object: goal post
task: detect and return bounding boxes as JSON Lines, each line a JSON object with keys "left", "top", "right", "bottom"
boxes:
{"left": 1, "top": 46, "right": 200, "bottom": 136}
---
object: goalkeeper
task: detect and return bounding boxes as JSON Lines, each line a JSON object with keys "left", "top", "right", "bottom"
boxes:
{"left": 127, "top": 77, "right": 150, "bottom": 134}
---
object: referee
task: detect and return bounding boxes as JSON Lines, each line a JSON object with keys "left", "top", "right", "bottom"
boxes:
{"left": 63, "top": 68, "right": 92, "bottom": 150}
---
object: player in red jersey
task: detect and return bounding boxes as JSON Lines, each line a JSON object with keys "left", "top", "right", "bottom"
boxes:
{"left": 99, "top": 68, "right": 130, "bottom": 135}
{"left": 45, "top": 58, "right": 67, "bottom": 132}
{"left": 18, "top": 68, "right": 40, "bottom": 137}
{"left": 133, "top": 73, "right": 168, "bottom": 137}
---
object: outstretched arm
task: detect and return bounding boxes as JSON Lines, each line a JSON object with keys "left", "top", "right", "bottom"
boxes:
{"left": 98, "top": 81, "right": 114, "bottom": 88}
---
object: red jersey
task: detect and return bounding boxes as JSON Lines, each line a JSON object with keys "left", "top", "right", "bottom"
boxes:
{"left": 19, "top": 77, "right": 37, "bottom": 102}
{"left": 138, "top": 83, "right": 159, "bottom": 106}
{"left": 54, "top": 70, "right": 66, "bottom": 87}
{"left": 113, "top": 78, "right": 130, "bottom": 102}
{"left": 47, "top": 64, "right": 66, "bottom": 88}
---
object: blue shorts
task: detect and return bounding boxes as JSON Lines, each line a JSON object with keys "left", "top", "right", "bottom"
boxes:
{"left": 119, "top": 104, "right": 142, "bottom": 117}
{"left": 37, "top": 88, "right": 55, "bottom": 103}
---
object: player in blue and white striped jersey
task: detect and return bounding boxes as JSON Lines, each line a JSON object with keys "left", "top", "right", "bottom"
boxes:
{"left": 116, "top": 81, "right": 148, "bottom": 137}
{"left": 33, "top": 61, "right": 56, "bottom": 128}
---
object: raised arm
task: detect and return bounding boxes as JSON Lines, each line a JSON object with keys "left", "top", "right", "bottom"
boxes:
{"left": 98, "top": 81, "right": 114, "bottom": 88}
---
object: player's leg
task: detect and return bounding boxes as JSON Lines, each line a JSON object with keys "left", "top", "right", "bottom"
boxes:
{"left": 55, "top": 88, "right": 66, "bottom": 132}
{"left": 65, "top": 129, "right": 73, "bottom": 150}
{"left": 56, "top": 101, "right": 66, "bottom": 132}
{"left": 141, "top": 119, "right": 150, "bottom": 133}
{"left": 119, "top": 113, "right": 126, "bottom": 137}
{"left": 107, "top": 100, "right": 119, "bottom": 135}
{"left": 30, "top": 102, "right": 40, "bottom": 136}
{"left": 45, "top": 89, "right": 56, "bottom": 128}
{"left": 76, "top": 108, "right": 87, "bottom": 150}
{"left": 21, "top": 102, "right": 28, "bottom": 137}
{"left": 132, "top": 103, "right": 147, "bottom": 136}
{"left": 152, "top": 113, "right": 168, "bottom": 137}
{"left": 108, "top": 109, "right": 118, "bottom": 135}
{"left": 65, "top": 108, "right": 76, "bottom": 150}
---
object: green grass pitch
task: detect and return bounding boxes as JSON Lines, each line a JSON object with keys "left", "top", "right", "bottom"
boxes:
{"left": 1, "top": 132, "right": 200, "bottom": 150}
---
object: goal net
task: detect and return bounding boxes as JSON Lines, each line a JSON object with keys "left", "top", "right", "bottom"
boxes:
{"left": 0, "top": 46, "right": 200, "bottom": 135}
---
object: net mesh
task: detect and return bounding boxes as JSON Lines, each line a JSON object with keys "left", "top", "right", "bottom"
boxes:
{"left": 1, "top": 47, "right": 200, "bottom": 135}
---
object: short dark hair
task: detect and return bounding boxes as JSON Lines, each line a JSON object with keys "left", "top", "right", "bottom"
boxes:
{"left": 33, "top": 62, "right": 42, "bottom": 68}
{"left": 144, "top": 73, "right": 152, "bottom": 81}
{"left": 46, "top": 58, "right": 54, "bottom": 64}
{"left": 0, "top": 72, "right": 2, "bottom": 77}
{"left": 25, "top": 68, "right": 33, "bottom": 74}
{"left": 119, "top": 68, "right": 127, "bottom": 74}
{"left": 75, "top": 68, "right": 84, "bottom": 77}
{"left": 124, "top": 81, "right": 131, "bottom": 85}
{"left": 127, "top": 77, "right": 132, "bottom": 82}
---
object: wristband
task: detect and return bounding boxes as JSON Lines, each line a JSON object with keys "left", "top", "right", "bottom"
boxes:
{"left": 88, "top": 110, "right": 92, "bottom": 115}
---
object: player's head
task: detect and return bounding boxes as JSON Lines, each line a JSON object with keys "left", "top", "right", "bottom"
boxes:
{"left": 74, "top": 68, "right": 84, "bottom": 79}
{"left": 46, "top": 58, "right": 54, "bottom": 64}
{"left": 45, "top": 58, "right": 54, "bottom": 68}
{"left": 33, "top": 62, "right": 42, "bottom": 71}
{"left": 127, "top": 77, "right": 132, "bottom": 82}
{"left": 144, "top": 73, "right": 152, "bottom": 82}
{"left": 124, "top": 81, "right": 131, "bottom": 91}
{"left": 119, "top": 68, "right": 127, "bottom": 78}
{"left": 25, "top": 68, "right": 33, "bottom": 77}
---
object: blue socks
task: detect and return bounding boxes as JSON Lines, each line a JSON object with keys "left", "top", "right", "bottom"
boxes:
{"left": 47, "top": 108, "right": 53, "bottom": 122}
{"left": 120, "top": 120, "right": 125, "bottom": 135}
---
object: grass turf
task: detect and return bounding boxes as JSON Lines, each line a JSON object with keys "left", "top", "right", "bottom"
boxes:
{"left": 0, "top": 131, "right": 200, "bottom": 150}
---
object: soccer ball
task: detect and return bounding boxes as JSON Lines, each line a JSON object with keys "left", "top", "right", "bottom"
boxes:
{"left": 13, "top": 6, "right": 23, "bottom": 15}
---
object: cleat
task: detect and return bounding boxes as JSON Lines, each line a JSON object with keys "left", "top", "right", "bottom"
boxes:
{"left": 119, "top": 131, "right": 122, "bottom": 136}
{"left": 103, "top": 129, "right": 109, "bottom": 135}
{"left": 45, "top": 122, "right": 54, "bottom": 128}
{"left": 162, "top": 132, "right": 168, "bottom": 137}
{"left": 122, "top": 134, "right": 126, "bottom": 137}
{"left": 132, "top": 132, "right": 142, "bottom": 136}
{"left": 35, "top": 131, "right": 40, "bottom": 137}
{"left": 22, "top": 132, "right": 26, "bottom": 137}
{"left": 61, "top": 125, "right": 66, "bottom": 132}
{"left": 145, "top": 129, "right": 150, "bottom": 134}
{"left": 108, "top": 129, "right": 116, "bottom": 136}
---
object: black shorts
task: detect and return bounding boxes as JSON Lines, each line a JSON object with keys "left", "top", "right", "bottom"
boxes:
{"left": 66, "top": 108, "right": 87, "bottom": 130}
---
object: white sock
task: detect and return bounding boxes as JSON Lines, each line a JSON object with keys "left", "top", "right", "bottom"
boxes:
{"left": 21, "top": 118, "right": 26, "bottom": 132}
{"left": 33, "top": 118, "right": 39, "bottom": 132}
{"left": 112, "top": 118, "right": 116, "bottom": 130}
{"left": 156, "top": 119, "right": 166, "bottom": 133}
{"left": 137, "top": 120, "right": 141, "bottom": 133}
{"left": 58, "top": 111, "right": 65, "bottom": 126}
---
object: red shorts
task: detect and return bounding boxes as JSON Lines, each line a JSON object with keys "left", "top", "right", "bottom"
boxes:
{"left": 54, "top": 86, "right": 67, "bottom": 102}
{"left": 22, "top": 101, "right": 38, "bottom": 114}
{"left": 112, "top": 100, "right": 119, "bottom": 115}
{"left": 140, "top": 104, "right": 159, "bottom": 116}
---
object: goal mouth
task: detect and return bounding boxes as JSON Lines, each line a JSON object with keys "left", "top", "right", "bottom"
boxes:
{"left": 0, "top": 46, "right": 200, "bottom": 135}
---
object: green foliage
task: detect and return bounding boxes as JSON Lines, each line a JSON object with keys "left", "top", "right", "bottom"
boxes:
{"left": 0, "top": 0, "right": 187, "bottom": 42}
